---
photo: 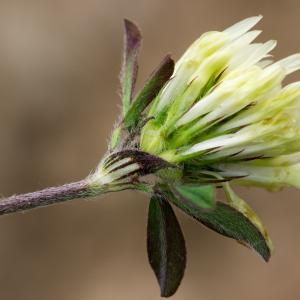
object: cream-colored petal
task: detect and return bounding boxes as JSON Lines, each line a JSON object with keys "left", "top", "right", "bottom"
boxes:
{"left": 224, "top": 15, "right": 263, "bottom": 40}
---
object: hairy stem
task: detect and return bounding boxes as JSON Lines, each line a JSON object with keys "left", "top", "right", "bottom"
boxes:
{"left": 0, "top": 149, "right": 170, "bottom": 216}
{"left": 0, "top": 179, "right": 97, "bottom": 216}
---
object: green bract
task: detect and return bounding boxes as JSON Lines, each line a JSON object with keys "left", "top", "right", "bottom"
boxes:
{"left": 88, "top": 16, "right": 300, "bottom": 297}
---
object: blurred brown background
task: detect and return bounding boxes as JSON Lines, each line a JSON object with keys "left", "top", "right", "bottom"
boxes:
{"left": 0, "top": 0, "right": 300, "bottom": 299}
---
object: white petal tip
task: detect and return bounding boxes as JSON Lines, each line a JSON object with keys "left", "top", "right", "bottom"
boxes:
{"left": 277, "top": 53, "right": 300, "bottom": 75}
{"left": 224, "top": 16, "right": 263, "bottom": 40}
{"left": 265, "top": 40, "right": 277, "bottom": 51}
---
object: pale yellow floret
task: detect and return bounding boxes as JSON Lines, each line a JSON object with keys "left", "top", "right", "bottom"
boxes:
{"left": 216, "top": 153, "right": 300, "bottom": 191}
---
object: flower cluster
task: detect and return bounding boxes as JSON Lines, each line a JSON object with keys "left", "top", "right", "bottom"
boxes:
{"left": 88, "top": 16, "right": 300, "bottom": 296}
{"left": 141, "top": 16, "right": 300, "bottom": 191}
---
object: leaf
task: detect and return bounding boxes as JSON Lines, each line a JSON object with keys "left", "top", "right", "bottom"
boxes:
{"left": 167, "top": 186, "right": 271, "bottom": 261}
{"left": 175, "top": 184, "right": 215, "bottom": 209}
{"left": 147, "top": 193, "right": 186, "bottom": 297}
{"left": 120, "top": 19, "right": 142, "bottom": 115}
{"left": 222, "top": 182, "right": 274, "bottom": 254}
{"left": 125, "top": 55, "right": 174, "bottom": 129}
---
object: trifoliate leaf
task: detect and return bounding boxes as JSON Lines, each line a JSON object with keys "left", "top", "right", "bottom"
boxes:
{"left": 125, "top": 55, "right": 174, "bottom": 130}
{"left": 175, "top": 184, "right": 215, "bottom": 209}
{"left": 147, "top": 193, "right": 186, "bottom": 297}
{"left": 167, "top": 186, "right": 271, "bottom": 261}
{"left": 120, "top": 19, "right": 142, "bottom": 115}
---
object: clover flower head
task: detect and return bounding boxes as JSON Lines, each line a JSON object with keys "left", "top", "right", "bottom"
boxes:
{"left": 88, "top": 16, "right": 300, "bottom": 295}
{"left": 141, "top": 16, "right": 300, "bottom": 193}
{"left": 3, "top": 16, "right": 300, "bottom": 298}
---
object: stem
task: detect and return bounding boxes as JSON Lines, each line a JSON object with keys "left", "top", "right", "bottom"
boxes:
{"left": 0, "top": 149, "right": 168, "bottom": 216}
{"left": 0, "top": 179, "right": 96, "bottom": 216}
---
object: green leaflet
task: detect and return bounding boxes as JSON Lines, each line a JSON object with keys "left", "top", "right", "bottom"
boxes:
{"left": 166, "top": 185, "right": 271, "bottom": 261}
{"left": 124, "top": 55, "right": 174, "bottom": 130}
{"left": 120, "top": 19, "right": 142, "bottom": 115}
{"left": 147, "top": 193, "right": 186, "bottom": 297}
{"left": 113, "top": 20, "right": 174, "bottom": 150}
{"left": 175, "top": 184, "right": 215, "bottom": 209}
{"left": 222, "top": 182, "right": 274, "bottom": 254}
